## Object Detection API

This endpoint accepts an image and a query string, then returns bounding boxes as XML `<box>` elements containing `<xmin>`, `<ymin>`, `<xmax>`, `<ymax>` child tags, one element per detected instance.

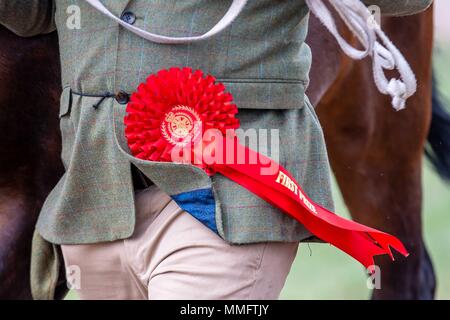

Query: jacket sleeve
<box><xmin>362</xmin><ymin>0</ymin><xmax>433</xmax><ymax>16</ymax></box>
<box><xmin>0</xmin><ymin>0</ymin><xmax>56</xmax><ymax>37</ymax></box>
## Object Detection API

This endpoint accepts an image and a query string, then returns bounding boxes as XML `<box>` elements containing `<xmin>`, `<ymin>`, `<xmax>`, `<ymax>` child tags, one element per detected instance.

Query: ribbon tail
<box><xmin>214</xmin><ymin>138</ymin><xmax>409</xmax><ymax>269</ymax></box>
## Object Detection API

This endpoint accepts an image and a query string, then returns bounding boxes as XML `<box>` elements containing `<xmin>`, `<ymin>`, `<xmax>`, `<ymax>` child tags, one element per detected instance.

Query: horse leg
<box><xmin>316</xmin><ymin>9</ymin><xmax>435</xmax><ymax>299</ymax></box>
<box><xmin>0</xmin><ymin>190</ymin><xmax>37</xmax><ymax>299</ymax></box>
<box><xmin>318</xmin><ymin>73</ymin><xmax>435</xmax><ymax>299</ymax></box>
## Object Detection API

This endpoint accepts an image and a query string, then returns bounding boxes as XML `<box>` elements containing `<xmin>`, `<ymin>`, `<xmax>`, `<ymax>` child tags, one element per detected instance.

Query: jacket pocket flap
<box><xmin>222</xmin><ymin>80</ymin><xmax>306</xmax><ymax>110</ymax></box>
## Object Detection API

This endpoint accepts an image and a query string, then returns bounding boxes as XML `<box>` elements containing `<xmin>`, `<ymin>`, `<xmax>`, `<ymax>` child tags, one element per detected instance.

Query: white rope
<box><xmin>85</xmin><ymin>0</ymin><xmax>248</xmax><ymax>44</ymax></box>
<box><xmin>306</xmin><ymin>0</ymin><xmax>417</xmax><ymax>111</ymax></box>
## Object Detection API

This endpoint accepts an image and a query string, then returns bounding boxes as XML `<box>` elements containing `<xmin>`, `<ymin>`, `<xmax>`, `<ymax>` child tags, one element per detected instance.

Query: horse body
<box><xmin>0</xmin><ymin>5</ymin><xmax>445</xmax><ymax>299</ymax></box>
<box><xmin>0</xmin><ymin>27</ymin><xmax>62</xmax><ymax>299</ymax></box>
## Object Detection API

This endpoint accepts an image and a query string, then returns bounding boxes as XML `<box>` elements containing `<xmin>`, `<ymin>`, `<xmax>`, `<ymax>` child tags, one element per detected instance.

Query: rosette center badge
<box><xmin>161</xmin><ymin>105</ymin><xmax>202</xmax><ymax>147</ymax></box>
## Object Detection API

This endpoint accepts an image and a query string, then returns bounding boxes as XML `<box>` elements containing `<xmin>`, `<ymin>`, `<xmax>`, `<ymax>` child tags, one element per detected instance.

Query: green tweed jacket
<box><xmin>0</xmin><ymin>0</ymin><xmax>432</xmax><ymax>299</ymax></box>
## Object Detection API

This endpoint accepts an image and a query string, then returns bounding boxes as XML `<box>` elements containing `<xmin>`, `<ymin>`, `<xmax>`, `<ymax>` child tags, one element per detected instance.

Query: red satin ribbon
<box><xmin>210</xmin><ymin>136</ymin><xmax>409</xmax><ymax>269</ymax></box>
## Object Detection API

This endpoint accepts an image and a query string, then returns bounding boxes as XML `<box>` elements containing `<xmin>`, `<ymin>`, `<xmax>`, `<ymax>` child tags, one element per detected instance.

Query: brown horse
<box><xmin>0</xmin><ymin>5</ymin><xmax>446</xmax><ymax>299</ymax></box>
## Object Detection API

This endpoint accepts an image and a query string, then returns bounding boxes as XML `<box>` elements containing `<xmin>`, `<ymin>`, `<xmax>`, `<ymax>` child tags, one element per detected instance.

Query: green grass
<box><xmin>435</xmin><ymin>44</ymin><xmax>450</xmax><ymax>102</ymax></box>
<box><xmin>280</xmin><ymin>44</ymin><xmax>450</xmax><ymax>300</ymax></box>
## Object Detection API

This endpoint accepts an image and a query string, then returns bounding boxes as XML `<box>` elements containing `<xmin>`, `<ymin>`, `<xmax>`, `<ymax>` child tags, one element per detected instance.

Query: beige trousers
<box><xmin>61</xmin><ymin>185</ymin><xmax>299</xmax><ymax>300</ymax></box>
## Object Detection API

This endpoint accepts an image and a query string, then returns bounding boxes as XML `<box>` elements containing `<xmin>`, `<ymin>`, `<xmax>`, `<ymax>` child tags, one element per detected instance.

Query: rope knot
<box><xmin>387</xmin><ymin>79</ymin><xmax>407</xmax><ymax>111</ymax></box>
<box><xmin>306</xmin><ymin>0</ymin><xmax>417</xmax><ymax>111</ymax></box>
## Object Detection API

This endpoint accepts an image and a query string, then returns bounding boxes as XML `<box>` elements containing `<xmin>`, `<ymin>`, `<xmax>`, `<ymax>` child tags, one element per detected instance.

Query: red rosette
<box><xmin>124</xmin><ymin>67</ymin><xmax>240</xmax><ymax>174</ymax></box>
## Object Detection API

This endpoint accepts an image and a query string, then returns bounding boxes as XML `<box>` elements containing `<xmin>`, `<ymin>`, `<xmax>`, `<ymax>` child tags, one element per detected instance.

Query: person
<box><xmin>0</xmin><ymin>0</ymin><xmax>433</xmax><ymax>300</ymax></box>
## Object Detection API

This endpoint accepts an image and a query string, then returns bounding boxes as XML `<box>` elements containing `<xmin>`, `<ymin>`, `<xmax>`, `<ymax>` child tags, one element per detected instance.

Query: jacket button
<box><xmin>121</xmin><ymin>11</ymin><xmax>136</xmax><ymax>25</ymax></box>
<box><xmin>115</xmin><ymin>91</ymin><xmax>130</xmax><ymax>105</ymax></box>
